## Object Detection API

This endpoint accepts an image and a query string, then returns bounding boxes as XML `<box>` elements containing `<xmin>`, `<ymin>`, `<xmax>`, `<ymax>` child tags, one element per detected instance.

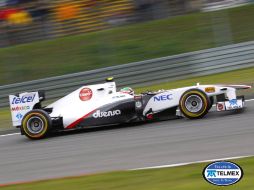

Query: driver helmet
<box><xmin>120</xmin><ymin>87</ymin><xmax>134</xmax><ymax>96</ymax></box>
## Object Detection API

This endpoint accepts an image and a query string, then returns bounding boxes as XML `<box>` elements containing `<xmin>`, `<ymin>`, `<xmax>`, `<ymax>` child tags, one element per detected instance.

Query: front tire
<box><xmin>21</xmin><ymin>110</ymin><xmax>51</xmax><ymax>140</ymax></box>
<box><xmin>208</xmin><ymin>97</ymin><xmax>214</xmax><ymax>111</ymax></box>
<box><xmin>179</xmin><ymin>89</ymin><xmax>209</xmax><ymax>119</ymax></box>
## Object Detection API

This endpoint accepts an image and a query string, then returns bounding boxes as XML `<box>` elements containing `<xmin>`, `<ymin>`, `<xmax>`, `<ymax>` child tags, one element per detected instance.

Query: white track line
<box><xmin>0</xmin><ymin>133</ymin><xmax>20</xmax><ymax>137</ymax></box>
<box><xmin>130</xmin><ymin>155</ymin><xmax>253</xmax><ymax>171</ymax></box>
<box><xmin>1</xmin><ymin>99</ymin><xmax>254</xmax><ymax>138</ymax></box>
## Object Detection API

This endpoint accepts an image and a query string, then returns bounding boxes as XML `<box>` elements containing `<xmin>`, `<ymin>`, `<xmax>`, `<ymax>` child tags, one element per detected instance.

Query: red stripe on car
<box><xmin>66</xmin><ymin>109</ymin><xmax>96</xmax><ymax>129</ymax></box>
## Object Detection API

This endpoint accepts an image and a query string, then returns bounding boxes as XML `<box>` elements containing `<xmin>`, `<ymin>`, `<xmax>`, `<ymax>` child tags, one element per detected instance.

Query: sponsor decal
<box><xmin>203</xmin><ymin>161</ymin><xmax>243</xmax><ymax>186</ymax></box>
<box><xmin>225</xmin><ymin>99</ymin><xmax>243</xmax><ymax>110</ymax></box>
<box><xmin>216</xmin><ymin>103</ymin><xmax>225</xmax><ymax>111</ymax></box>
<box><xmin>153</xmin><ymin>94</ymin><xmax>173</xmax><ymax>102</ymax></box>
<box><xmin>93</xmin><ymin>110</ymin><xmax>121</xmax><ymax>118</ymax></box>
<box><xmin>205</xmin><ymin>87</ymin><xmax>216</xmax><ymax>93</ymax></box>
<box><xmin>134</xmin><ymin>96</ymin><xmax>141</xmax><ymax>100</ymax></box>
<box><xmin>109</xmin><ymin>84</ymin><xmax>114</xmax><ymax>87</ymax></box>
<box><xmin>146</xmin><ymin>113</ymin><xmax>153</xmax><ymax>119</ymax></box>
<box><xmin>135</xmin><ymin>101</ymin><xmax>142</xmax><ymax>108</ymax></box>
<box><xmin>79</xmin><ymin>88</ymin><xmax>93</xmax><ymax>101</ymax></box>
<box><xmin>11</xmin><ymin>106</ymin><xmax>30</xmax><ymax>111</ymax></box>
<box><xmin>229</xmin><ymin>99</ymin><xmax>237</xmax><ymax>106</ymax></box>
<box><xmin>112</xmin><ymin>95</ymin><xmax>126</xmax><ymax>99</ymax></box>
<box><xmin>16</xmin><ymin>113</ymin><xmax>23</xmax><ymax>120</ymax></box>
<box><xmin>12</xmin><ymin>94</ymin><xmax>35</xmax><ymax>105</ymax></box>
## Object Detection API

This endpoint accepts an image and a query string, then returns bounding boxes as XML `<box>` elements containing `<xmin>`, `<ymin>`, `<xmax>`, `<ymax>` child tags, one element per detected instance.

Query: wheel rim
<box><xmin>26</xmin><ymin>116</ymin><xmax>44</xmax><ymax>134</ymax></box>
<box><xmin>185</xmin><ymin>95</ymin><xmax>203</xmax><ymax>113</ymax></box>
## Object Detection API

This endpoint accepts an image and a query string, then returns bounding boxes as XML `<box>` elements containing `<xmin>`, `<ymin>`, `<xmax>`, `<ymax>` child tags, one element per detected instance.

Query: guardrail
<box><xmin>1</xmin><ymin>40</ymin><xmax>254</xmax><ymax>107</ymax></box>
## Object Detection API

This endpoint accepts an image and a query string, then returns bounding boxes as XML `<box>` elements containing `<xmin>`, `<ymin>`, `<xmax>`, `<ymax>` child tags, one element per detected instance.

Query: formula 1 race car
<box><xmin>9</xmin><ymin>78</ymin><xmax>251</xmax><ymax>139</ymax></box>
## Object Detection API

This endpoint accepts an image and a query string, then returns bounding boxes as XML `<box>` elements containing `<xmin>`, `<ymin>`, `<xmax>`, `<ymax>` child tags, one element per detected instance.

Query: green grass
<box><xmin>0</xmin><ymin>108</ymin><xmax>11</xmax><ymax>132</ymax></box>
<box><xmin>1</xmin><ymin>4</ymin><xmax>254</xmax><ymax>85</ymax></box>
<box><xmin>1</xmin><ymin>156</ymin><xmax>253</xmax><ymax>190</ymax></box>
<box><xmin>135</xmin><ymin>67</ymin><xmax>254</xmax><ymax>93</ymax></box>
<box><xmin>1</xmin><ymin>67</ymin><xmax>253</xmax><ymax>131</ymax></box>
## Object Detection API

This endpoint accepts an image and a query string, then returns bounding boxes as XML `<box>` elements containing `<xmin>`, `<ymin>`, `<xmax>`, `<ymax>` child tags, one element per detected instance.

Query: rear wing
<box><xmin>9</xmin><ymin>91</ymin><xmax>44</xmax><ymax>127</ymax></box>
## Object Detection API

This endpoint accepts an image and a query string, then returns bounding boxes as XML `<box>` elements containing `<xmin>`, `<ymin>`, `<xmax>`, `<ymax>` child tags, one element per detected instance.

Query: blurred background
<box><xmin>0</xmin><ymin>0</ymin><xmax>254</xmax><ymax>85</ymax></box>
<box><xmin>0</xmin><ymin>0</ymin><xmax>252</xmax><ymax>46</ymax></box>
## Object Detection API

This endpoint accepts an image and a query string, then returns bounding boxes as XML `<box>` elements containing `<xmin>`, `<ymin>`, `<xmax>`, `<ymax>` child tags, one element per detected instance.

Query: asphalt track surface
<box><xmin>0</xmin><ymin>101</ymin><xmax>254</xmax><ymax>184</ymax></box>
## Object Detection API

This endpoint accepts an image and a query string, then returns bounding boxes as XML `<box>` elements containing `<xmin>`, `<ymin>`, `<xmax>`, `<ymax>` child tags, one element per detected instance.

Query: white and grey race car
<box><xmin>9</xmin><ymin>77</ymin><xmax>251</xmax><ymax>139</ymax></box>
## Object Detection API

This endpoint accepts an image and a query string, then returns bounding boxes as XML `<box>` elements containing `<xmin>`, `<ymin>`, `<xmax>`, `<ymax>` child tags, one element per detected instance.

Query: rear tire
<box><xmin>21</xmin><ymin>109</ymin><xmax>51</xmax><ymax>140</ymax></box>
<box><xmin>179</xmin><ymin>89</ymin><xmax>209</xmax><ymax>119</ymax></box>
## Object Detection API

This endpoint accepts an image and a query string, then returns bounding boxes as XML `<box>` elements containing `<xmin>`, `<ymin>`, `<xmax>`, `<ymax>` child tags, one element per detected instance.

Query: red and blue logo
<box><xmin>79</xmin><ymin>88</ymin><xmax>93</xmax><ymax>101</ymax></box>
